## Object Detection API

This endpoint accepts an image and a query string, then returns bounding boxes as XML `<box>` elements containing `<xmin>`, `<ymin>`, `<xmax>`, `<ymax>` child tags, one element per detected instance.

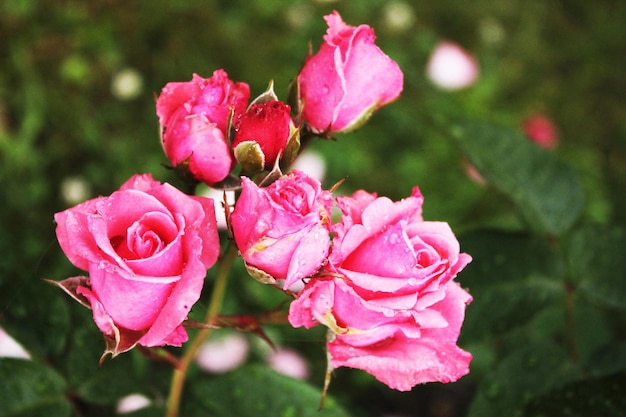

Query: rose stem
<box><xmin>165</xmin><ymin>242</ymin><xmax>239</xmax><ymax>417</ymax></box>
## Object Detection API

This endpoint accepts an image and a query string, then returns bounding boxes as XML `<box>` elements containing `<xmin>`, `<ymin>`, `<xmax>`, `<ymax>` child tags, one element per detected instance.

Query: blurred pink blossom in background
<box><xmin>426</xmin><ymin>41</ymin><xmax>479</xmax><ymax>90</ymax></box>
<box><xmin>116</xmin><ymin>393</ymin><xmax>152</xmax><ymax>414</ymax></box>
<box><xmin>521</xmin><ymin>114</ymin><xmax>559</xmax><ymax>149</ymax></box>
<box><xmin>267</xmin><ymin>348</ymin><xmax>310</xmax><ymax>379</ymax></box>
<box><xmin>196</xmin><ymin>333</ymin><xmax>250</xmax><ymax>373</ymax></box>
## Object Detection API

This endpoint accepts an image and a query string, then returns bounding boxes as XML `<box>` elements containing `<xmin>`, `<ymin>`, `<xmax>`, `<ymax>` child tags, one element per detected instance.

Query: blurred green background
<box><xmin>1</xmin><ymin>1</ymin><xmax>625</xmax><ymax>416</ymax></box>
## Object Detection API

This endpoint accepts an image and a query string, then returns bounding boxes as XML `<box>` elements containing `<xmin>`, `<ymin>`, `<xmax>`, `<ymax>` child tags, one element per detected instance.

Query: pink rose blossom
<box><xmin>521</xmin><ymin>114</ymin><xmax>559</xmax><ymax>149</ymax></box>
<box><xmin>232</xmin><ymin>100</ymin><xmax>295</xmax><ymax>170</ymax></box>
<box><xmin>426</xmin><ymin>41</ymin><xmax>479</xmax><ymax>90</ymax></box>
<box><xmin>230</xmin><ymin>171</ymin><xmax>333</xmax><ymax>289</ymax></box>
<box><xmin>156</xmin><ymin>70</ymin><xmax>250</xmax><ymax>185</ymax></box>
<box><xmin>289</xmin><ymin>188</ymin><xmax>472</xmax><ymax>391</ymax></box>
<box><xmin>297</xmin><ymin>11</ymin><xmax>403</xmax><ymax>135</ymax></box>
<box><xmin>53</xmin><ymin>174</ymin><xmax>220</xmax><ymax>355</ymax></box>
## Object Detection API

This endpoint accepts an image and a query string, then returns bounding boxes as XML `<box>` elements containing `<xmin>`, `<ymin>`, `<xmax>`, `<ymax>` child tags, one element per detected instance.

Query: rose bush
<box><xmin>289</xmin><ymin>187</ymin><xmax>472</xmax><ymax>390</ymax></box>
<box><xmin>297</xmin><ymin>11</ymin><xmax>403</xmax><ymax>135</ymax></box>
<box><xmin>53</xmin><ymin>174</ymin><xmax>220</xmax><ymax>355</ymax></box>
<box><xmin>229</xmin><ymin>171</ymin><xmax>333</xmax><ymax>289</ymax></box>
<box><xmin>156</xmin><ymin>70</ymin><xmax>250</xmax><ymax>185</ymax></box>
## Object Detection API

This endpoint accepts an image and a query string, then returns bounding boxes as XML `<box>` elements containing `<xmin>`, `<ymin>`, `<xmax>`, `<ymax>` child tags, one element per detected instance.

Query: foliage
<box><xmin>1</xmin><ymin>1</ymin><xmax>625</xmax><ymax>416</ymax></box>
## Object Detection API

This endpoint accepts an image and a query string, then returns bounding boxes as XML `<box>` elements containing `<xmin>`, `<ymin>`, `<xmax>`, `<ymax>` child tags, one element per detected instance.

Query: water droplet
<box><xmin>408</xmin><ymin>278</ymin><xmax>417</xmax><ymax>286</ymax></box>
<box><xmin>389</xmin><ymin>233</ymin><xmax>399</xmax><ymax>244</ymax></box>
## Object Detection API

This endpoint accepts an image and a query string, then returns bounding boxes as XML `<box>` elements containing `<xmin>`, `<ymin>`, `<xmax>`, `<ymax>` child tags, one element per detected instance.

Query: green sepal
<box><xmin>248</xmin><ymin>79</ymin><xmax>279</xmax><ymax>108</ymax></box>
<box><xmin>234</xmin><ymin>140</ymin><xmax>265</xmax><ymax>174</ymax></box>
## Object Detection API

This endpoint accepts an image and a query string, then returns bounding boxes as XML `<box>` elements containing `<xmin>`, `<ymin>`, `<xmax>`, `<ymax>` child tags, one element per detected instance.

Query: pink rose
<box><xmin>521</xmin><ymin>114</ymin><xmax>559</xmax><ymax>149</ymax></box>
<box><xmin>230</xmin><ymin>171</ymin><xmax>333</xmax><ymax>289</ymax></box>
<box><xmin>156</xmin><ymin>70</ymin><xmax>250</xmax><ymax>185</ymax></box>
<box><xmin>232</xmin><ymin>100</ymin><xmax>297</xmax><ymax>171</ymax></box>
<box><xmin>297</xmin><ymin>11</ymin><xmax>403</xmax><ymax>135</ymax></box>
<box><xmin>53</xmin><ymin>174</ymin><xmax>220</xmax><ymax>355</ymax></box>
<box><xmin>289</xmin><ymin>188</ymin><xmax>472</xmax><ymax>391</ymax></box>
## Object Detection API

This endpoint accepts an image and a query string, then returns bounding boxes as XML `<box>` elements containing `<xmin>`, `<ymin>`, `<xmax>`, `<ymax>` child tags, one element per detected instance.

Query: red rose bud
<box><xmin>232</xmin><ymin>101</ymin><xmax>299</xmax><ymax>172</ymax></box>
<box><xmin>521</xmin><ymin>114</ymin><xmax>559</xmax><ymax>149</ymax></box>
<box><xmin>297</xmin><ymin>11</ymin><xmax>403</xmax><ymax>135</ymax></box>
<box><xmin>156</xmin><ymin>70</ymin><xmax>250</xmax><ymax>185</ymax></box>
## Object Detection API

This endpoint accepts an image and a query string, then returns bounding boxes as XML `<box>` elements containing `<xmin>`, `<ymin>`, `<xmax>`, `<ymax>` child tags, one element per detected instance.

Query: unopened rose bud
<box><xmin>426</xmin><ymin>41</ymin><xmax>479</xmax><ymax>90</ymax></box>
<box><xmin>232</xmin><ymin>100</ymin><xmax>298</xmax><ymax>172</ymax></box>
<box><xmin>156</xmin><ymin>70</ymin><xmax>250</xmax><ymax>185</ymax></box>
<box><xmin>297</xmin><ymin>11</ymin><xmax>403</xmax><ymax>135</ymax></box>
<box><xmin>521</xmin><ymin>114</ymin><xmax>559</xmax><ymax>149</ymax></box>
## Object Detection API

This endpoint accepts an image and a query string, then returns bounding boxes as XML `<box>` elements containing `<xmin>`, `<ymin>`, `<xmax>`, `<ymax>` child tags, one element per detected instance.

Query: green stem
<box><xmin>165</xmin><ymin>242</ymin><xmax>239</xmax><ymax>417</ymax></box>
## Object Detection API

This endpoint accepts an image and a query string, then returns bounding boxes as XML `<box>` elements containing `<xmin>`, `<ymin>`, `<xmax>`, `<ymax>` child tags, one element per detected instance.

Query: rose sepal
<box><xmin>248</xmin><ymin>80</ymin><xmax>279</xmax><ymax>108</ymax></box>
<box><xmin>234</xmin><ymin>140</ymin><xmax>266</xmax><ymax>174</ymax></box>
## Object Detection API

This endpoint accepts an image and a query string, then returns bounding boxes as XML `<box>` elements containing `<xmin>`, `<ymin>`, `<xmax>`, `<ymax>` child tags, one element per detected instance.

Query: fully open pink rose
<box><xmin>297</xmin><ymin>11</ymin><xmax>403</xmax><ymax>135</ymax></box>
<box><xmin>54</xmin><ymin>174</ymin><xmax>220</xmax><ymax>355</ymax></box>
<box><xmin>156</xmin><ymin>70</ymin><xmax>250</xmax><ymax>185</ymax></box>
<box><xmin>289</xmin><ymin>187</ymin><xmax>472</xmax><ymax>391</ymax></box>
<box><xmin>230</xmin><ymin>171</ymin><xmax>333</xmax><ymax>289</ymax></box>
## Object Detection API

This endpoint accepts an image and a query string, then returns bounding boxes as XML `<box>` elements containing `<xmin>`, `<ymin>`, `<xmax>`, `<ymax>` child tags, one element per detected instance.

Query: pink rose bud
<box><xmin>297</xmin><ymin>11</ymin><xmax>403</xmax><ymax>135</ymax></box>
<box><xmin>52</xmin><ymin>174</ymin><xmax>220</xmax><ymax>356</ymax></box>
<box><xmin>156</xmin><ymin>70</ymin><xmax>250</xmax><ymax>185</ymax></box>
<box><xmin>232</xmin><ymin>100</ymin><xmax>298</xmax><ymax>172</ymax></box>
<box><xmin>521</xmin><ymin>114</ymin><xmax>559</xmax><ymax>149</ymax></box>
<box><xmin>230</xmin><ymin>171</ymin><xmax>333</xmax><ymax>289</ymax></box>
<box><xmin>426</xmin><ymin>41</ymin><xmax>479</xmax><ymax>90</ymax></box>
<box><xmin>289</xmin><ymin>188</ymin><xmax>472</xmax><ymax>391</ymax></box>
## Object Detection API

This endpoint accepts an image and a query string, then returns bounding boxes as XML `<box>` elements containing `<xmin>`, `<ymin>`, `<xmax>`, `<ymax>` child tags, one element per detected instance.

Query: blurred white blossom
<box><xmin>201</xmin><ymin>187</ymin><xmax>236</xmax><ymax>230</ymax></box>
<box><xmin>116</xmin><ymin>393</ymin><xmax>152</xmax><ymax>414</ymax></box>
<box><xmin>382</xmin><ymin>1</ymin><xmax>415</xmax><ymax>32</ymax></box>
<box><xmin>290</xmin><ymin>149</ymin><xmax>326</xmax><ymax>183</ymax></box>
<box><xmin>111</xmin><ymin>68</ymin><xmax>144</xmax><ymax>100</ymax></box>
<box><xmin>426</xmin><ymin>41</ymin><xmax>479</xmax><ymax>90</ymax></box>
<box><xmin>60</xmin><ymin>176</ymin><xmax>91</xmax><ymax>206</ymax></box>
<box><xmin>196</xmin><ymin>332</ymin><xmax>249</xmax><ymax>373</ymax></box>
<box><xmin>0</xmin><ymin>327</ymin><xmax>31</xmax><ymax>360</ymax></box>
<box><xmin>267</xmin><ymin>348</ymin><xmax>309</xmax><ymax>379</ymax></box>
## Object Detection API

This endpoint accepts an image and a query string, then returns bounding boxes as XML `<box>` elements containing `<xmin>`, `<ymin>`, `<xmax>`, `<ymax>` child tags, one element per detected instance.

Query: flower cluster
<box><xmin>52</xmin><ymin>11</ymin><xmax>471</xmax><ymax>392</ymax></box>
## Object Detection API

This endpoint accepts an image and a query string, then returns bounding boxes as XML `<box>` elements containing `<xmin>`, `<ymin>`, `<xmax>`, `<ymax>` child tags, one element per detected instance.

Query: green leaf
<box><xmin>0</xmin><ymin>359</ymin><xmax>71</xmax><ymax>417</ymax></box>
<box><xmin>523</xmin><ymin>371</ymin><xmax>626</xmax><ymax>417</ymax></box>
<box><xmin>448</xmin><ymin>120</ymin><xmax>584</xmax><ymax>236</ymax></box>
<box><xmin>184</xmin><ymin>364</ymin><xmax>352</xmax><ymax>417</ymax></box>
<box><xmin>458</xmin><ymin>231</ymin><xmax>565</xmax><ymax>341</ymax></box>
<box><xmin>1</xmin><ymin>283</ymin><xmax>70</xmax><ymax>357</ymax></box>
<box><xmin>566</xmin><ymin>224</ymin><xmax>626</xmax><ymax>310</ymax></box>
<box><xmin>66</xmin><ymin>325</ymin><xmax>156</xmax><ymax>405</ymax></box>
<box><xmin>467</xmin><ymin>343</ymin><xmax>578</xmax><ymax>417</ymax></box>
